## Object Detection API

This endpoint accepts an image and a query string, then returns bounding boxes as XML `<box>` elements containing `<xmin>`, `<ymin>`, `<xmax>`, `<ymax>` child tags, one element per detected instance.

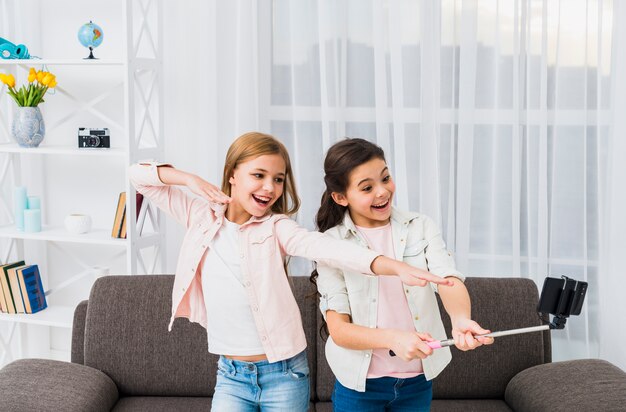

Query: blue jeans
<box><xmin>211</xmin><ymin>350</ymin><xmax>310</xmax><ymax>411</ymax></box>
<box><xmin>332</xmin><ymin>375</ymin><xmax>433</xmax><ymax>412</ymax></box>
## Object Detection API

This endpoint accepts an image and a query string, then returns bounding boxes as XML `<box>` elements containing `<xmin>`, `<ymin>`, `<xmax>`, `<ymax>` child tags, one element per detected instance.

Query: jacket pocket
<box><xmin>250</xmin><ymin>231</ymin><xmax>276</xmax><ymax>258</ymax></box>
<box><xmin>404</xmin><ymin>239</ymin><xmax>428</xmax><ymax>257</ymax></box>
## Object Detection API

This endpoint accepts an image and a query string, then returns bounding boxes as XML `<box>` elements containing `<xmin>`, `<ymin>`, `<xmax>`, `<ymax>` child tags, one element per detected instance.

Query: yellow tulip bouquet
<box><xmin>0</xmin><ymin>68</ymin><xmax>57</xmax><ymax>107</ymax></box>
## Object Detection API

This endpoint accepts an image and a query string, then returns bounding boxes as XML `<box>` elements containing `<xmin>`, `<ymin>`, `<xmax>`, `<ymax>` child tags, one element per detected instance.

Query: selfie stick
<box><xmin>423</xmin><ymin>325</ymin><xmax>550</xmax><ymax>349</ymax></box>
<box><xmin>389</xmin><ymin>313</ymin><xmax>563</xmax><ymax>355</ymax></box>
<box><xmin>390</xmin><ymin>275</ymin><xmax>586</xmax><ymax>356</ymax></box>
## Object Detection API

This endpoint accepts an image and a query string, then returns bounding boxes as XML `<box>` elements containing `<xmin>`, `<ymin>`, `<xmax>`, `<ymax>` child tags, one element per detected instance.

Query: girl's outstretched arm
<box><xmin>371</xmin><ymin>256</ymin><xmax>454</xmax><ymax>287</ymax></box>
<box><xmin>437</xmin><ymin>276</ymin><xmax>495</xmax><ymax>350</ymax></box>
<box><xmin>326</xmin><ymin>311</ymin><xmax>435</xmax><ymax>362</ymax></box>
<box><xmin>277</xmin><ymin>217</ymin><xmax>450</xmax><ymax>288</ymax></box>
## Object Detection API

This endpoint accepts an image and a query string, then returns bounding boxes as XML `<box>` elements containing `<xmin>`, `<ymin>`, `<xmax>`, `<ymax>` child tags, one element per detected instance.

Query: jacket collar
<box><xmin>210</xmin><ymin>202</ymin><xmax>226</xmax><ymax>218</ymax></box>
<box><xmin>338</xmin><ymin>207</ymin><xmax>420</xmax><ymax>239</ymax></box>
<box><xmin>247</xmin><ymin>213</ymin><xmax>273</xmax><ymax>224</ymax></box>
<box><xmin>211</xmin><ymin>202</ymin><xmax>273</xmax><ymax>226</ymax></box>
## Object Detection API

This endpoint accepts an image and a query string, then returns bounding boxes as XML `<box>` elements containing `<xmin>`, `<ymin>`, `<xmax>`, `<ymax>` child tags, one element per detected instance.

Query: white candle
<box><xmin>27</xmin><ymin>196</ymin><xmax>41</xmax><ymax>210</ymax></box>
<box><xmin>24</xmin><ymin>209</ymin><xmax>42</xmax><ymax>233</ymax></box>
<box><xmin>14</xmin><ymin>186</ymin><xmax>27</xmax><ymax>230</ymax></box>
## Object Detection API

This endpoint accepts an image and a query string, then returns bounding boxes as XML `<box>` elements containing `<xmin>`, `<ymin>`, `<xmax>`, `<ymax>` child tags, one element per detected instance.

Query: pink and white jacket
<box><xmin>129</xmin><ymin>162</ymin><xmax>380</xmax><ymax>363</ymax></box>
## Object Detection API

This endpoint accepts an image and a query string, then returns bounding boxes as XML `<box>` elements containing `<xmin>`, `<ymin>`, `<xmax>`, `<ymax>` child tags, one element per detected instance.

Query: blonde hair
<box><xmin>221</xmin><ymin>132</ymin><xmax>300</xmax><ymax>216</ymax></box>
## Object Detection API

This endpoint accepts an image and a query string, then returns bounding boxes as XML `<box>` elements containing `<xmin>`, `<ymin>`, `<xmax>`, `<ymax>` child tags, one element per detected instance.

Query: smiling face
<box><xmin>227</xmin><ymin>154</ymin><xmax>286</xmax><ymax>224</ymax></box>
<box><xmin>331</xmin><ymin>157</ymin><xmax>395</xmax><ymax>228</ymax></box>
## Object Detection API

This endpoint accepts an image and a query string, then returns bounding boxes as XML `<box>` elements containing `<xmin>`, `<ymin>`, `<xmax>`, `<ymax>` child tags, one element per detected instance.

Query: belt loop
<box><xmin>223</xmin><ymin>356</ymin><xmax>236</xmax><ymax>375</ymax></box>
<box><xmin>282</xmin><ymin>358</ymin><xmax>288</xmax><ymax>374</ymax></box>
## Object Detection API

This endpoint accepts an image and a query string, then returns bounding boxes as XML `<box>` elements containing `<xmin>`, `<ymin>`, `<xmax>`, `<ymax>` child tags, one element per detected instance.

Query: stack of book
<box><xmin>111</xmin><ymin>192</ymin><xmax>145</xmax><ymax>239</ymax></box>
<box><xmin>0</xmin><ymin>261</ymin><xmax>47</xmax><ymax>314</ymax></box>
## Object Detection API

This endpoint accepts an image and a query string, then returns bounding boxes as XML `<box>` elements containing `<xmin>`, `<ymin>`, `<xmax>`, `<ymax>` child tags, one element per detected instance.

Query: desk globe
<box><xmin>78</xmin><ymin>21</ymin><xmax>104</xmax><ymax>59</ymax></box>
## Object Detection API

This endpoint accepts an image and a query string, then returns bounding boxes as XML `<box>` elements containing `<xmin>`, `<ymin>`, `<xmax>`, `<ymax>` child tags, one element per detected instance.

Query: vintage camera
<box><xmin>78</xmin><ymin>128</ymin><xmax>110</xmax><ymax>148</ymax></box>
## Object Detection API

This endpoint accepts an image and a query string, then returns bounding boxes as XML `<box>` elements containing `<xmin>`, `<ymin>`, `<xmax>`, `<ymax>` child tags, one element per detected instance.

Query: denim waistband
<box><xmin>218</xmin><ymin>350</ymin><xmax>306</xmax><ymax>375</ymax></box>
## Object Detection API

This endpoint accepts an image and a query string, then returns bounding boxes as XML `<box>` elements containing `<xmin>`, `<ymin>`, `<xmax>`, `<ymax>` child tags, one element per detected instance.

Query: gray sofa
<box><xmin>1</xmin><ymin>275</ymin><xmax>625</xmax><ymax>411</ymax></box>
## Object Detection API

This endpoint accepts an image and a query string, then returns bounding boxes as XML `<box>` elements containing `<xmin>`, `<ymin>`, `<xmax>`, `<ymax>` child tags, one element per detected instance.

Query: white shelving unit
<box><xmin>0</xmin><ymin>306</ymin><xmax>75</xmax><ymax>329</ymax></box>
<box><xmin>0</xmin><ymin>143</ymin><xmax>128</xmax><ymax>157</ymax></box>
<box><xmin>0</xmin><ymin>0</ymin><xmax>165</xmax><ymax>366</ymax></box>
<box><xmin>0</xmin><ymin>59</ymin><xmax>125</xmax><ymax>66</ymax></box>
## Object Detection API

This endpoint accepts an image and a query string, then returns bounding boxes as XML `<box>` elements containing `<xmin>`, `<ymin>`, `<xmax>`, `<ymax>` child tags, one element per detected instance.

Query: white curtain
<box><xmin>0</xmin><ymin>0</ymin><xmax>622</xmax><ymax>373</ymax></box>
<box><xmin>601</xmin><ymin>0</ymin><xmax>626</xmax><ymax>372</ymax></box>
<box><xmin>163</xmin><ymin>0</ymin><xmax>624</xmax><ymax>369</ymax></box>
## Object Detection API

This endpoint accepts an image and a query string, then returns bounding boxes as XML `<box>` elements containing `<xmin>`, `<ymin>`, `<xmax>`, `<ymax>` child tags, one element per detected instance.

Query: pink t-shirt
<box><xmin>356</xmin><ymin>223</ymin><xmax>424</xmax><ymax>379</ymax></box>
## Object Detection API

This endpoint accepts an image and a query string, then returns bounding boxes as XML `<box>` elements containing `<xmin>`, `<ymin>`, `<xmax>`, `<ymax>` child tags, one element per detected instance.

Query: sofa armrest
<box><xmin>71</xmin><ymin>300</ymin><xmax>88</xmax><ymax>364</ymax></box>
<box><xmin>505</xmin><ymin>359</ymin><xmax>626</xmax><ymax>412</ymax></box>
<box><xmin>0</xmin><ymin>358</ymin><xmax>119</xmax><ymax>412</ymax></box>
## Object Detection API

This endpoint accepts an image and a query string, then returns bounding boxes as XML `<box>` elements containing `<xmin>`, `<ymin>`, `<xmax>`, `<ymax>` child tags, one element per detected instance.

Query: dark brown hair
<box><xmin>310</xmin><ymin>138</ymin><xmax>386</xmax><ymax>338</ymax></box>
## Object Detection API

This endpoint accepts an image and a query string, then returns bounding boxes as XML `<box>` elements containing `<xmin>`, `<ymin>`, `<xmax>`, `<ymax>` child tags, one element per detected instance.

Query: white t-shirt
<box><xmin>201</xmin><ymin>218</ymin><xmax>264</xmax><ymax>355</ymax></box>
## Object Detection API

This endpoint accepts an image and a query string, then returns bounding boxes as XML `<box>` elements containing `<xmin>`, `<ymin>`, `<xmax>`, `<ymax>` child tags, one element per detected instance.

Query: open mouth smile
<box><xmin>372</xmin><ymin>199</ymin><xmax>390</xmax><ymax>210</ymax></box>
<box><xmin>252</xmin><ymin>194</ymin><xmax>272</xmax><ymax>207</ymax></box>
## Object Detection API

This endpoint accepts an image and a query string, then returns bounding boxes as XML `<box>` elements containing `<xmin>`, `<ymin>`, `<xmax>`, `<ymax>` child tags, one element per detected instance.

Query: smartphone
<box><xmin>537</xmin><ymin>277</ymin><xmax>564</xmax><ymax>315</ymax></box>
<box><xmin>569</xmin><ymin>280</ymin><xmax>588</xmax><ymax>316</ymax></box>
<box><xmin>537</xmin><ymin>276</ymin><xmax>588</xmax><ymax>317</ymax></box>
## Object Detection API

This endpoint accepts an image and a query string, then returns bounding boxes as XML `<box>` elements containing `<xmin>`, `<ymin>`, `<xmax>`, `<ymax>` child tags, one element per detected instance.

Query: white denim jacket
<box><xmin>317</xmin><ymin>208</ymin><xmax>464</xmax><ymax>392</ymax></box>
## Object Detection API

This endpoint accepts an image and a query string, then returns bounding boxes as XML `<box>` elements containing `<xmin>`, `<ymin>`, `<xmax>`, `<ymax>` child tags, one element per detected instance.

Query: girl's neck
<box><xmin>348</xmin><ymin>210</ymin><xmax>391</xmax><ymax>229</ymax></box>
<box><xmin>225</xmin><ymin>202</ymin><xmax>252</xmax><ymax>225</ymax></box>
<box><xmin>355</xmin><ymin>221</ymin><xmax>391</xmax><ymax>230</ymax></box>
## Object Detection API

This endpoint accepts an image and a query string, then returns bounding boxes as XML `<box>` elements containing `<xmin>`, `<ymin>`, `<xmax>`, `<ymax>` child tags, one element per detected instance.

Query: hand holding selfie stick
<box><xmin>390</xmin><ymin>275</ymin><xmax>588</xmax><ymax>356</ymax></box>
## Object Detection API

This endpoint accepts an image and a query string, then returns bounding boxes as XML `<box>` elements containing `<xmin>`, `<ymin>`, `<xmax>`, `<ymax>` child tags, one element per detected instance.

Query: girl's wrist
<box><xmin>182</xmin><ymin>172</ymin><xmax>195</xmax><ymax>187</ymax></box>
<box><xmin>394</xmin><ymin>261</ymin><xmax>410</xmax><ymax>276</ymax></box>
<box><xmin>382</xmin><ymin>328</ymin><xmax>398</xmax><ymax>349</ymax></box>
<box><xmin>179</xmin><ymin>171</ymin><xmax>201</xmax><ymax>188</ymax></box>
<box><xmin>451</xmin><ymin>316</ymin><xmax>471</xmax><ymax>329</ymax></box>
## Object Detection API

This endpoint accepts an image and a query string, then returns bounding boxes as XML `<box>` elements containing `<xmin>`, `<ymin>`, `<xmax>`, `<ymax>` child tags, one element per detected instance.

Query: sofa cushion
<box><xmin>315</xmin><ymin>401</ymin><xmax>333</xmax><ymax>411</ymax></box>
<box><xmin>112</xmin><ymin>396</ymin><xmax>211</xmax><ymax>411</ymax></box>
<box><xmin>316</xmin><ymin>311</ymin><xmax>335</xmax><ymax>401</ymax></box>
<box><xmin>430</xmin><ymin>399</ymin><xmax>513</xmax><ymax>412</ymax></box>
<box><xmin>505</xmin><ymin>359</ymin><xmax>626</xmax><ymax>412</ymax></box>
<box><xmin>112</xmin><ymin>397</ymin><xmax>315</xmax><ymax>411</ymax></box>
<box><xmin>0</xmin><ymin>358</ymin><xmax>118</xmax><ymax>412</ymax></box>
<box><xmin>317</xmin><ymin>400</ymin><xmax>512</xmax><ymax>411</ymax></box>
<box><xmin>83</xmin><ymin>275</ymin><xmax>217</xmax><ymax>396</ymax></box>
<box><xmin>289</xmin><ymin>276</ymin><xmax>319</xmax><ymax>401</ymax></box>
<box><xmin>433</xmin><ymin>277</ymin><xmax>549</xmax><ymax>399</ymax></box>
<box><xmin>431</xmin><ymin>399</ymin><xmax>513</xmax><ymax>411</ymax></box>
